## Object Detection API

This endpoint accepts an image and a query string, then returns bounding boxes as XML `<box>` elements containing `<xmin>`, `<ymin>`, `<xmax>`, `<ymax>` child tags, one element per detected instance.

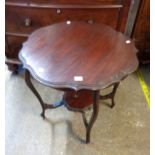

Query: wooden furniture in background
<box><xmin>132</xmin><ymin>0</ymin><xmax>150</xmax><ymax>64</ymax></box>
<box><xmin>19</xmin><ymin>22</ymin><xmax>138</xmax><ymax>143</ymax></box>
<box><xmin>5</xmin><ymin>0</ymin><xmax>132</xmax><ymax>71</ymax></box>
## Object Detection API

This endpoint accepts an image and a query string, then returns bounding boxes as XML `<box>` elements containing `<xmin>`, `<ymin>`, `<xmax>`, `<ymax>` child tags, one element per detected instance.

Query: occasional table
<box><xmin>19</xmin><ymin>21</ymin><xmax>138</xmax><ymax>143</ymax></box>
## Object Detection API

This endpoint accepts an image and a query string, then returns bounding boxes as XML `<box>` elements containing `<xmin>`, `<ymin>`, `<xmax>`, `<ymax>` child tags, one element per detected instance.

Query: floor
<box><xmin>139</xmin><ymin>64</ymin><xmax>150</xmax><ymax>88</ymax></box>
<box><xmin>5</xmin><ymin>67</ymin><xmax>149</xmax><ymax>155</ymax></box>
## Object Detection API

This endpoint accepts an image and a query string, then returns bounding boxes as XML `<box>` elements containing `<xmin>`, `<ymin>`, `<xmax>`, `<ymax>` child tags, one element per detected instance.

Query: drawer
<box><xmin>6</xmin><ymin>5</ymin><xmax>120</xmax><ymax>34</ymax></box>
<box><xmin>29</xmin><ymin>0</ymin><xmax>120</xmax><ymax>5</ymax></box>
<box><xmin>6</xmin><ymin>0</ymin><xmax>121</xmax><ymax>5</ymax></box>
<box><xmin>6</xmin><ymin>35</ymin><xmax>27</xmax><ymax>59</ymax></box>
<box><xmin>6</xmin><ymin>0</ymin><xmax>28</xmax><ymax>2</ymax></box>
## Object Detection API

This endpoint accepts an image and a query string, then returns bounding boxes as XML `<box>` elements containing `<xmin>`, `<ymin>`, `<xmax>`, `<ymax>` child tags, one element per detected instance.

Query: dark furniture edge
<box><xmin>6</xmin><ymin>32</ymin><xmax>30</xmax><ymax>37</ymax></box>
<box><xmin>19</xmin><ymin>52</ymin><xmax>139</xmax><ymax>91</ymax></box>
<box><xmin>6</xmin><ymin>2</ymin><xmax>123</xmax><ymax>9</ymax></box>
<box><xmin>5</xmin><ymin>58</ymin><xmax>22</xmax><ymax>65</ymax></box>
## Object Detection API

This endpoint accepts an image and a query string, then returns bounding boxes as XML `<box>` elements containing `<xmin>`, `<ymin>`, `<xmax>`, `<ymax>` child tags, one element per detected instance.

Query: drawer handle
<box><xmin>88</xmin><ymin>19</ymin><xmax>94</xmax><ymax>24</ymax></box>
<box><xmin>56</xmin><ymin>9</ymin><xmax>61</xmax><ymax>14</ymax></box>
<box><xmin>24</xmin><ymin>18</ymin><xmax>32</xmax><ymax>27</ymax></box>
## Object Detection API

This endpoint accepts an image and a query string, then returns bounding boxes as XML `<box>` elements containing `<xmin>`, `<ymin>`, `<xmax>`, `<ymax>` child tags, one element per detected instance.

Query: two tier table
<box><xmin>19</xmin><ymin>21</ymin><xmax>138</xmax><ymax>143</ymax></box>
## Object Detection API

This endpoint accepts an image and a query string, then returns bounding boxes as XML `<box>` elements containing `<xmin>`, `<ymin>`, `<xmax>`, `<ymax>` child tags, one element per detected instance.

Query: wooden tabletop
<box><xmin>19</xmin><ymin>21</ymin><xmax>138</xmax><ymax>90</ymax></box>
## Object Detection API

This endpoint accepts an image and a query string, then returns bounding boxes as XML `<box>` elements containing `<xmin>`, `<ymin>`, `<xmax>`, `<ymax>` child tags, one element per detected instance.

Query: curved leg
<box><xmin>82</xmin><ymin>112</ymin><xmax>88</xmax><ymax>128</ymax></box>
<box><xmin>111</xmin><ymin>82</ymin><xmax>119</xmax><ymax>108</ymax></box>
<box><xmin>100</xmin><ymin>82</ymin><xmax>120</xmax><ymax>108</ymax></box>
<box><xmin>25</xmin><ymin>69</ymin><xmax>45</xmax><ymax>119</ymax></box>
<box><xmin>82</xmin><ymin>91</ymin><xmax>99</xmax><ymax>143</ymax></box>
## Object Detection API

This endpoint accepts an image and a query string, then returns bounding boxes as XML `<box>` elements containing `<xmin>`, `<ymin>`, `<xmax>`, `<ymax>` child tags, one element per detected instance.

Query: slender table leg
<box><xmin>25</xmin><ymin>69</ymin><xmax>45</xmax><ymax>119</ymax></box>
<box><xmin>82</xmin><ymin>90</ymin><xmax>99</xmax><ymax>143</ymax></box>
<box><xmin>111</xmin><ymin>82</ymin><xmax>119</xmax><ymax>108</ymax></box>
<box><xmin>100</xmin><ymin>82</ymin><xmax>120</xmax><ymax>108</ymax></box>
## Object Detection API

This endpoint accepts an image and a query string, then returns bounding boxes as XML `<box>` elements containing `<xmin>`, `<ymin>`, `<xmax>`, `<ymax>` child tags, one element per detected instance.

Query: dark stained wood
<box><xmin>6</xmin><ymin>35</ymin><xmax>27</xmax><ymax>59</ymax></box>
<box><xmin>6</xmin><ymin>2</ymin><xmax>123</xmax><ymax>9</ymax></box>
<box><xmin>100</xmin><ymin>82</ymin><xmax>119</xmax><ymax>108</ymax></box>
<box><xmin>132</xmin><ymin>0</ymin><xmax>150</xmax><ymax>64</ymax></box>
<box><xmin>64</xmin><ymin>90</ymin><xmax>94</xmax><ymax>111</ymax></box>
<box><xmin>6</xmin><ymin>0</ymin><xmax>122</xmax><ymax>5</ymax></box>
<box><xmin>5</xmin><ymin>34</ymin><xmax>27</xmax><ymax>72</ymax></box>
<box><xmin>25</xmin><ymin>67</ymin><xmax>100</xmax><ymax>143</ymax></box>
<box><xmin>31</xmin><ymin>0</ymin><xmax>120</xmax><ymax>4</ymax></box>
<box><xmin>117</xmin><ymin>0</ymin><xmax>131</xmax><ymax>32</ymax></box>
<box><xmin>6</xmin><ymin>0</ymin><xmax>132</xmax><ymax>71</ymax></box>
<box><xmin>19</xmin><ymin>21</ymin><xmax>138</xmax><ymax>90</ymax></box>
<box><xmin>20</xmin><ymin>21</ymin><xmax>138</xmax><ymax>143</ymax></box>
<box><xmin>6</xmin><ymin>5</ymin><xmax>120</xmax><ymax>34</ymax></box>
<box><xmin>85</xmin><ymin>90</ymin><xmax>99</xmax><ymax>143</ymax></box>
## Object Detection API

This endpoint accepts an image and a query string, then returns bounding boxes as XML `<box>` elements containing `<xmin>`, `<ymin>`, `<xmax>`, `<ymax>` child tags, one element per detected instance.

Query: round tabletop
<box><xmin>19</xmin><ymin>21</ymin><xmax>138</xmax><ymax>90</ymax></box>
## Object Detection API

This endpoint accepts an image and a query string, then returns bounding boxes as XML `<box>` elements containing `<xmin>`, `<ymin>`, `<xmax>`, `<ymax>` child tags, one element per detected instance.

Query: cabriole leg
<box><xmin>100</xmin><ymin>82</ymin><xmax>120</xmax><ymax>108</ymax></box>
<box><xmin>82</xmin><ymin>90</ymin><xmax>99</xmax><ymax>143</ymax></box>
<box><xmin>111</xmin><ymin>82</ymin><xmax>119</xmax><ymax>108</ymax></box>
<box><xmin>25</xmin><ymin>69</ymin><xmax>45</xmax><ymax>119</ymax></box>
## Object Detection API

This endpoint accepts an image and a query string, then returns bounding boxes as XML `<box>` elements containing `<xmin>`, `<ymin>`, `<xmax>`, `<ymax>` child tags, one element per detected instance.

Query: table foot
<box><xmin>41</xmin><ymin>111</ymin><xmax>45</xmax><ymax>119</ymax></box>
<box><xmin>81</xmin><ymin>91</ymin><xmax>99</xmax><ymax>143</ymax></box>
<box><xmin>100</xmin><ymin>82</ymin><xmax>119</xmax><ymax>108</ymax></box>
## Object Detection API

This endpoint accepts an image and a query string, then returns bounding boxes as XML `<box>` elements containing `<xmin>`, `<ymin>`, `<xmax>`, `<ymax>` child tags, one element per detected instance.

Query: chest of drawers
<box><xmin>5</xmin><ymin>0</ymin><xmax>131</xmax><ymax>71</ymax></box>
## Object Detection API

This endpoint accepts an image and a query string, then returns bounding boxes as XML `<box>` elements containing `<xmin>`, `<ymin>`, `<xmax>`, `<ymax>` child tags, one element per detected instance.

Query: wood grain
<box><xmin>19</xmin><ymin>21</ymin><xmax>138</xmax><ymax>90</ymax></box>
<box><xmin>6</xmin><ymin>0</ymin><xmax>132</xmax><ymax>72</ymax></box>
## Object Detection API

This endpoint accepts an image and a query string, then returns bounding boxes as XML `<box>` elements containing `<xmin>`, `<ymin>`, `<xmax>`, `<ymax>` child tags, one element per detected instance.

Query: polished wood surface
<box><xmin>19</xmin><ymin>21</ymin><xmax>138</xmax><ymax>90</ymax></box>
<box><xmin>5</xmin><ymin>0</ymin><xmax>132</xmax><ymax>71</ymax></box>
<box><xmin>64</xmin><ymin>90</ymin><xmax>94</xmax><ymax>111</ymax></box>
<box><xmin>20</xmin><ymin>21</ymin><xmax>138</xmax><ymax>143</ymax></box>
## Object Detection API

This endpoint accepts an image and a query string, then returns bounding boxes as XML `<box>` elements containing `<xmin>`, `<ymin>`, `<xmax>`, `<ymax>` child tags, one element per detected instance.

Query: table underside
<box><xmin>25</xmin><ymin>69</ymin><xmax>120</xmax><ymax>143</ymax></box>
